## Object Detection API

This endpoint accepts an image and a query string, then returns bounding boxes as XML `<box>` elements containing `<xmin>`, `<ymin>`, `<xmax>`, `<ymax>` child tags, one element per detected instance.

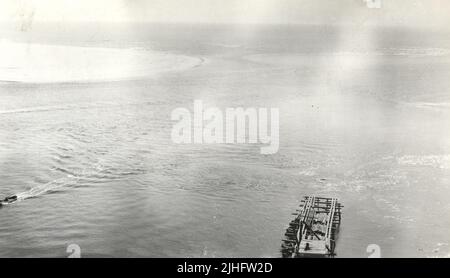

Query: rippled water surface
<box><xmin>1</xmin><ymin>24</ymin><xmax>450</xmax><ymax>257</ymax></box>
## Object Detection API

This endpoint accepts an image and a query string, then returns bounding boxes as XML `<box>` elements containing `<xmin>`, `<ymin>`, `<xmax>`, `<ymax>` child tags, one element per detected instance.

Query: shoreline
<box><xmin>0</xmin><ymin>40</ymin><xmax>203</xmax><ymax>83</ymax></box>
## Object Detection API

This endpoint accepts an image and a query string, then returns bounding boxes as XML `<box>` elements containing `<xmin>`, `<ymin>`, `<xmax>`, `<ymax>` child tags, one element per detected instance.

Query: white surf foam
<box><xmin>397</xmin><ymin>155</ymin><xmax>450</xmax><ymax>169</ymax></box>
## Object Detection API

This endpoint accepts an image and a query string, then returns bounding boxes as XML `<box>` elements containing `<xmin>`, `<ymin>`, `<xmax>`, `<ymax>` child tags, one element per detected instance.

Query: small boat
<box><xmin>0</xmin><ymin>195</ymin><xmax>18</xmax><ymax>207</ymax></box>
<box><xmin>281</xmin><ymin>196</ymin><xmax>342</xmax><ymax>257</ymax></box>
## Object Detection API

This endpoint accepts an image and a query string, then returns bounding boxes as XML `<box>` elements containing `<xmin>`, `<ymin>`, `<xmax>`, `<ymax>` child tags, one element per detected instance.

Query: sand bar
<box><xmin>0</xmin><ymin>40</ymin><xmax>202</xmax><ymax>83</ymax></box>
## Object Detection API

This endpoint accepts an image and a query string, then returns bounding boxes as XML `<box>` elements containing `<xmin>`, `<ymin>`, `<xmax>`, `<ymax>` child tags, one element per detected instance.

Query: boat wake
<box><xmin>1</xmin><ymin>160</ymin><xmax>146</xmax><ymax>207</ymax></box>
<box><xmin>0</xmin><ymin>175</ymin><xmax>80</xmax><ymax>207</ymax></box>
<box><xmin>16</xmin><ymin>177</ymin><xmax>76</xmax><ymax>201</ymax></box>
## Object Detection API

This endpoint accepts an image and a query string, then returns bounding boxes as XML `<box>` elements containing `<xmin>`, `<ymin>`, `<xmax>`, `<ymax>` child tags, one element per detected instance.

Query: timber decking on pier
<box><xmin>281</xmin><ymin>196</ymin><xmax>342</xmax><ymax>258</ymax></box>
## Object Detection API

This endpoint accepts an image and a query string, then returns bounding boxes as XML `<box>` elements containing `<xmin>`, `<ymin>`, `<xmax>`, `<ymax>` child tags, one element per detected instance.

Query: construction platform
<box><xmin>281</xmin><ymin>196</ymin><xmax>342</xmax><ymax>258</ymax></box>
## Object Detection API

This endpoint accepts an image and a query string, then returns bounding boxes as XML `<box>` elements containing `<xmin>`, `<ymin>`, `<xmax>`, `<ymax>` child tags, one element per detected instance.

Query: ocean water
<box><xmin>0</xmin><ymin>23</ymin><xmax>450</xmax><ymax>257</ymax></box>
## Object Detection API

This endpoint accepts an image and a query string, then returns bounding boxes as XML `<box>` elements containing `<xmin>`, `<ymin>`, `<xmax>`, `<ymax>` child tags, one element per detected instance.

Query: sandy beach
<box><xmin>0</xmin><ymin>40</ymin><xmax>202</xmax><ymax>83</ymax></box>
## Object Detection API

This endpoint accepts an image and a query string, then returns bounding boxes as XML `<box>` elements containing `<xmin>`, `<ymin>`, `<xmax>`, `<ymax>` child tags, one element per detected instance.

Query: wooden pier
<box><xmin>281</xmin><ymin>196</ymin><xmax>342</xmax><ymax>258</ymax></box>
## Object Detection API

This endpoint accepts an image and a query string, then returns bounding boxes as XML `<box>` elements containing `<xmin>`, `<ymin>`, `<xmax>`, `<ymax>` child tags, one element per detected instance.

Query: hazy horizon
<box><xmin>0</xmin><ymin>0</ymin><xmax>449</xmax><ymax>28</ymax></box>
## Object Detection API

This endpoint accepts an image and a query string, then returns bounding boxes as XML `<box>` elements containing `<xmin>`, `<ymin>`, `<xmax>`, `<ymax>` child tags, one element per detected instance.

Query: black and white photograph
<box><xmin>0</xmin><ymin>0</ymin><xmax>449</xmax><ymax>262</ymax></box>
